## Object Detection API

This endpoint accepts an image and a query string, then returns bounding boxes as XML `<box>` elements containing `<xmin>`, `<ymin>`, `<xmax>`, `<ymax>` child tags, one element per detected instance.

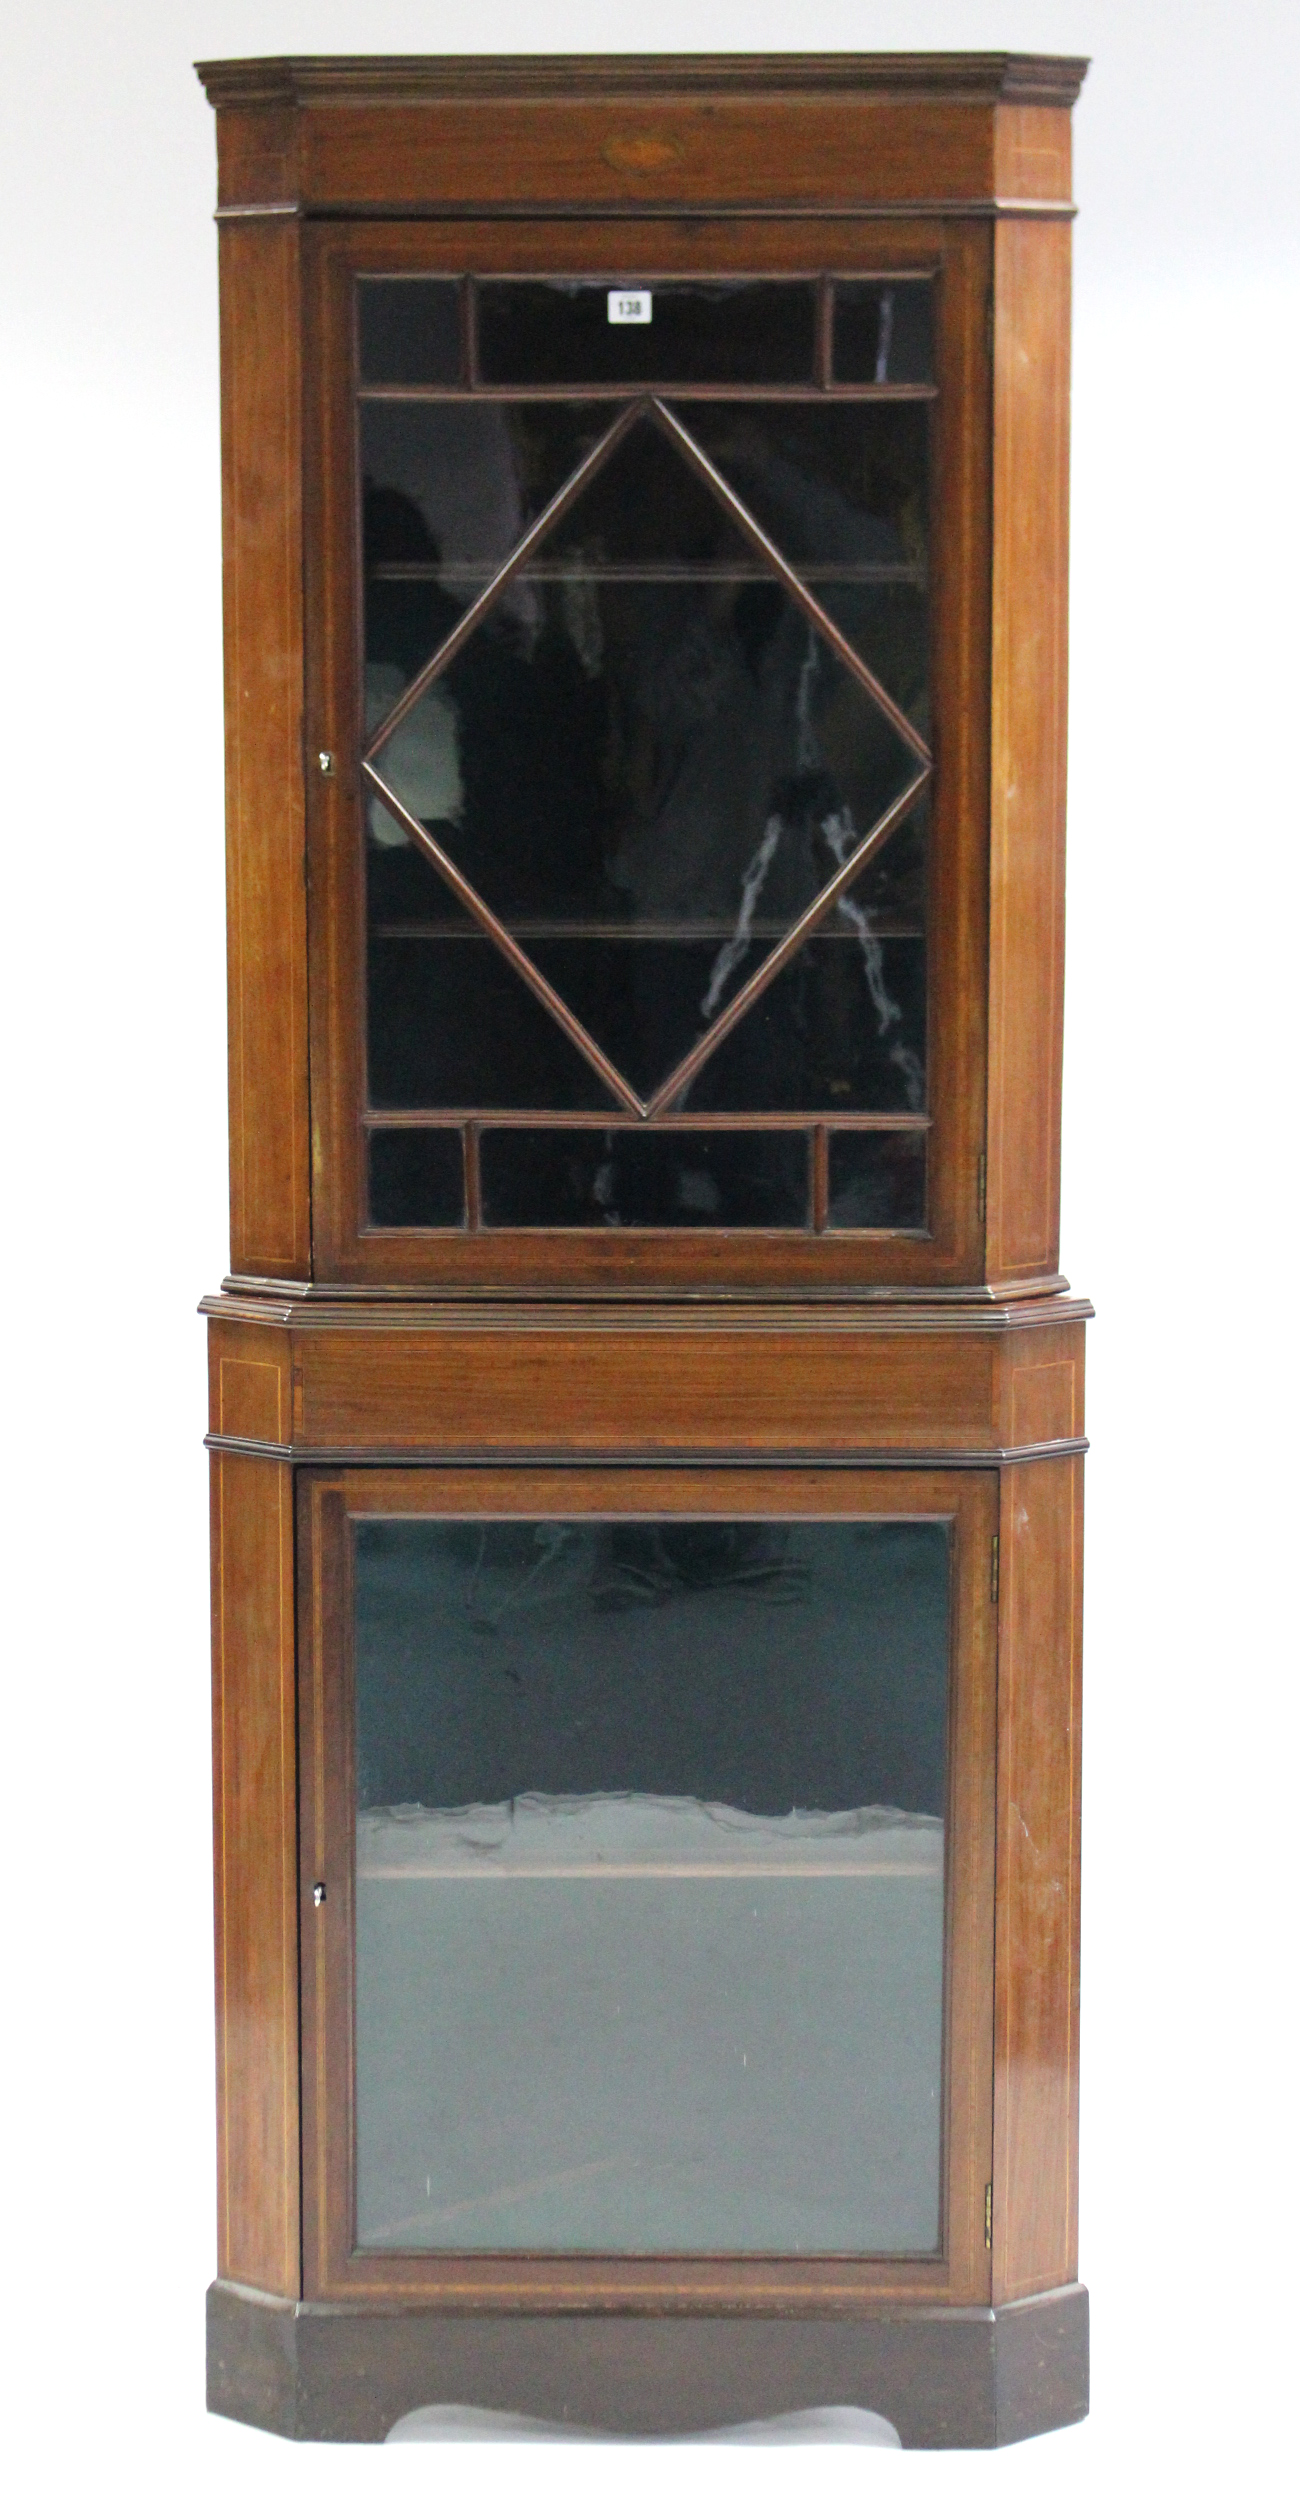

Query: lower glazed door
<box><xmin>298</xmin><ymin>1466</ymin><xmax>997</xmax><ymax>2309</ymax></box>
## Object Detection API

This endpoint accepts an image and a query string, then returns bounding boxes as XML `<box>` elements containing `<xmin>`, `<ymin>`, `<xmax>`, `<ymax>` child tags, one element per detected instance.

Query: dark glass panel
<box><xmin>811</xmin><ymin>579</ymin><xmax>929</xmax><ymax>727</ymax></box>
<box><xmin>833</xmin><ymin>280</ymin><xmax>935</xmax><ymax>385</ymax></box>
<box><xmin>369</xmin><ymin>561</ymin><xmax>918</xmax><ymax>1099</ymax></box>
<box><xmin>361</xmin><ymin>400</ymin><xmax>610</xmax><ymax>747</ymax></box>
<box><xmin>683</xmin><ymin>927</ymin><xmax>926</xmax><ymax>1116</ymax></box>
<box><xmin>678</xmin><ymin>401</ymin><xmax>929</xmax><ymax>711</ymax></box>
<box><xmin>357</xmin><ymin>278</ymin><xmax>462</xmax><ymax>386</ymax></box>
<box><xmin>356</xmin><ymin>1519</ymin><xmax>948</xmax><ymax>1813</ymax></box>
<box><xmin>367</xmin><ymin>936</ymin><xmax>617</xmax><ymax>1112</ymax></box>
<box><xmin>476</xmin><ymin>280</ymin><xmax>817</xmax><ymax>385</ymax></box>
<box><xmin>479</xmin><ymin>1128</ymin><xmax>810</xmax><ymax>1228</ymax></box>
<box><xmin>533</xmin><ymin>418</ymin><xmax>758</xmax><ymax>569</ymax></box>
<box><xmin>367</xmin><ymin>836</ymin><xmax>477</xmax><ymax>926</ymax></box>
<box><xmin>827</xmin><ymin>1129</ymin><xmax>928</xmax><ymax>1229</ymax></box>
<box><xmin>353</xmin><ymin>1515</ymin><xmax>949</xmax><ymax>2254</ymax></box>
<box><xmin>367</xmin><ymin>1128</ymin><xmax>465</xmax><ymax>1228</ymax></box>
<box><xmin>362</xmin><ymin>400</ymin><xmax>612</xmax><ymax>587</ymax></box>
<box><xmin>844</xmin><ymin>791</ymin><xmax>928</xmax><ymax>924</ymax></box>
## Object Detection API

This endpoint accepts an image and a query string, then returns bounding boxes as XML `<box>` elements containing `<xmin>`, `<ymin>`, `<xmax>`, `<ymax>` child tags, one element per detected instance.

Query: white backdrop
<box><xmin>2</xmin><ymin>5</ymin><xmax>1296</xmax><ymax>2501</ymax></box>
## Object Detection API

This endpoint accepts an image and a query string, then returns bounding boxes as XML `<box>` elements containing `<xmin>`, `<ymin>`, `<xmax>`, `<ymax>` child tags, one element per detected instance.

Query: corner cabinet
<box><xmin>199</xmin><ymin>52</ymin><xmax>1090</xmax><ymax>2448</ymax></box>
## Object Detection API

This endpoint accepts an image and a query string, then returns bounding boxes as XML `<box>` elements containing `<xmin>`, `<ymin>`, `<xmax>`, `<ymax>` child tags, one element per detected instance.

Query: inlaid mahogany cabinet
<box><xmin>198</xmin><ymin>53</ymin><xmax>1090</xmax><ymax>2447</ymax></box>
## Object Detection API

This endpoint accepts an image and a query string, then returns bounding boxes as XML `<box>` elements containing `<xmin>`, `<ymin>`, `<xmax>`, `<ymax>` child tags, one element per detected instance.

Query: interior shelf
<box><xmin>369</xmin><ymin>918</ymin><xmax>928</xmax><ymax>941</ymax></box>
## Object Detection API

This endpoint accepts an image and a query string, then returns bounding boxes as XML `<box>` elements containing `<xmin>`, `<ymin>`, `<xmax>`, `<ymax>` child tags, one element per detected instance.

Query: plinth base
<box><xmin>206</xmin><ymin>2279</ymin><xmax>1088</xmax><ymax>2448</ymax></box>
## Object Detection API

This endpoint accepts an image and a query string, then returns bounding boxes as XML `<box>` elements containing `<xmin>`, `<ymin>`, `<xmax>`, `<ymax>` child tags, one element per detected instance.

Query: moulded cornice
<box><xmin>195</xmin><ymin>53</ymin><xmax>1090</xmax><ymax>112</ymax></box>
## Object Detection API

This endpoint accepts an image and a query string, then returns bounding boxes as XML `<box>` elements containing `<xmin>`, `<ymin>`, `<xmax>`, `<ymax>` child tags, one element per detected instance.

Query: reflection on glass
<box><xmin>362</xmin><ymin>401</ymin><xmax>613</xmax><ymax>595</ymax></box>
<box><xmin>353</xmin><ymin>1516</ymin><xmax>950</xmax><ymax>2254</ymax></box>
<box><xmin>479</xmin><ymin>1128</ymin><xmax>809</xmax><ymax>1227</ymax></box>
<box><xmin>680</xmin><ymin>401</ymin><xmax>930</xmax><ymax>718</ymax></box>
<box><xmin>679</xmin><ymin>401</ymin><xmax>929</xmax><ymax>568</ymax></box>
<box><xmin>832</xmin><ymin>281</ymin><xmax>934</xmax><ymax>385</ymax></box>
<box><xmin>827</xmin><ymin>1128</ymin><xmax>927</xmax><ymax>1229</ymax></box>
<box><xmin>476</xmin><ymin>280</ymin><xmax>817</xmax><ymax>386</ymax></box>
<box><xmin>367</xmin><ymin>1128</ymin><xmax>464</xmax><ymax>1228</ymax></box>
<box><xmin>358</xmin><ymin>278</ymin><xmax>462</xmax><ymax>387</ymax></box>
<box><xmin>682</xmin><ymin>935</ymin><xmax>925</xmax><ymax>1114</ymax></box>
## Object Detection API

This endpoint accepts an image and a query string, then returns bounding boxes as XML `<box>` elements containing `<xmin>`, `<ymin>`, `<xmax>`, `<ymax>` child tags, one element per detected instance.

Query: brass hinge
<box><xmin>990</xmin><ymin>1534</ymin><xmax>1000</xmax><ymax>1608</ymax></box>
<box><xmin>976</xmin><ymin>1151</ymin><xmax>987</xmax><ymax>1224</ymax></box>
<box><xmin>984</xmin><ymin>2182</ymin><xmax>993</xmax><ymax>2249</ymax></box>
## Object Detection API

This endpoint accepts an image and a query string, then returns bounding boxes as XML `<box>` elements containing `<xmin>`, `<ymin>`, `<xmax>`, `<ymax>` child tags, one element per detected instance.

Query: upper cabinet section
<box><xmin>201</xmin><ymin>59</ymin><xmax>1084</xmax><ymax>1295</ymax></box>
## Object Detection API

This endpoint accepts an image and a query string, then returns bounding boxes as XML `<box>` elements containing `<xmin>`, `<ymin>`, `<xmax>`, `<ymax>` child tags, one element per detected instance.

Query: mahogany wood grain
<box><xmin>198</xmin><ymin>58</ymin><xmax>1085</xmax><ymax>218</ymax></box>
<box><xmin>210</xmin><ymin>1448</ymin><xmax>301</xmax><ymax>2297</ymax></box>
<box><xmin>205</xmin><ymin>1299</ymin><xmax>1090</xmax><ymax>1469</ymax></box>
<box><xmin>992</xmin><ymin>1318</ymin><xmax>1085</xmax><ymax>1453</ymax></box>
<box><xmin>992</xmin><ymin>1452</ymin><xmax>1083</xmax><ymax>2301</ymax></box>
<box><xmin>992</xmin><ymin>104</ymin><xmax>1073</xmax><ymax>206</ymax></box>
<box><xmin>298</xmin><ymin>1464</ymin><xmax>996</xmax><ymax>2310</ymax></box>
<box><xmin>985</xmin><ymin>217</ymin><xmax>1072</xmax><ymax>1289</ymax></box>
<box><xmin>219</xmin><ymin>217</ymin><xmax>311</xmax><ymax>1282</ymax></box>
<box><xmin>293</xmin><ymin>1322</ymin><xmax>999</xmax><ymax>1455</ymax></box>
<box><xmin>208</xmin><ymin>1316</ymin><xmax>293</xmax><ymax>1445</ymax></box>
<box><xmin>211</xmin><ymin>107</ymin><xmax>297</xmax><ymax>213</ymax></box>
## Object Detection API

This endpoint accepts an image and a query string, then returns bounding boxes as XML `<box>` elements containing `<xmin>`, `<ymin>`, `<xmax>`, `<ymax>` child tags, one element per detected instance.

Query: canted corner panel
<box><xmin>207</xmin><ymin>1318</ymin><xmax>294</xmax><ymax>1446</ymax></box>
<box><xmin>992</xmin><ymin>1453</ymin><xmax>1083</xmax><ymax>2302</ymax></box>
<box><xmin>986</xmin><ymin>216</ymin><xmax>1071</xmax><ymax>1285</ymax></box>
<box><xmin>211</xmin><ymin>1452</ymin><xmax>301</xmax><ymax>2296</ymax></box>
<box><xmin>992</xmin><ymin>102</ymin><xmax>1073</xmax><ymax>204</ymax></box>
<box><xmin>219</xmin><ymin>215</ymin><xmax>310</xmax><ymax>1282</ymax></box>
<box><xmin>991</xmin><ymin>1320</ymin><xmax>1084</xmax><ymax>1454</ymax></box>
<box><xmin>215</xmin><ymin>103</ymin><xmax>299</xmax><ymax>210</ymax></box>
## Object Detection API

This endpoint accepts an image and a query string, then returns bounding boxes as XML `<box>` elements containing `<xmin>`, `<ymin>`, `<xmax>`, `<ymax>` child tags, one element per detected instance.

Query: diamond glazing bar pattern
<box><xmin>361</xmin><ymin>391</ymin><xmax>933</xmax><ymax>1119</ymax></box>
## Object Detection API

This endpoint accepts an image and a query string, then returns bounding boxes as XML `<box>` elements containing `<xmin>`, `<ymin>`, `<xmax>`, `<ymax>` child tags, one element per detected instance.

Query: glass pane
<box><xmin>811</xmin><ymin>581</ymin><xmax>929</xmax><ymax>727</ymax></box>
<box><xmin>832</xmin><ymin>281</ymin><xmax>934</xmax><ymax>385</ymax></box>
<box><xmin>843</xmin><ymin>791</ymin><xmax>928</xmax><ymax>924</ymax></box>
<box><xmin>362</xmin><ymin>402</ymin><xmax>612</xmax><ymax>600</ymax></box>
<box><xmin>358</xmin><ymin>278</ymin><xmax>462</xmax><ymax>386</ymax></box>
<box><xmin>476</xmin><ymin>280</ymin><xmax>817</xmax><ymax>386</ymax></box>
<box><xmin>479</xmin><ymin>1128</ymin><xmax>810</xmax><ymax>1228</ymax></box>
<box><xmin>354</xmin><ymin>1514</ymin><xmax>949</xmax><ymax>2254</ymax></box>
<box><xmin>531</xmin><ymin>418</ymin><xmax>759</xmax><ymax>569</ymax></box>
<box><xmin>368</xmin><ymin>936</ymin><xmax>618</xmax><ymax>1112</ymax></box>
<box><xmin>361</xmin><ymin>401</ymin><xmax>612</xmax><ymax>734</ymax></box>
<box><xmin>677</xmin><ymin>401</ymin><xmax>929</xmax><ymax>717</ymax></box>
<box><xmin>367</xmin><ymin>1128</ymin><xmax>465</xmax><ymax>1228</ymax></box>
<box><xmin>827</xmin><ymin>1129</ymin><xmax>927</xmax><ymax>1228</ymax></box>
<box><xmin>681</xmin><ymin>929</ymin><xmax>926</xmax><ymax>1115</ymax></box>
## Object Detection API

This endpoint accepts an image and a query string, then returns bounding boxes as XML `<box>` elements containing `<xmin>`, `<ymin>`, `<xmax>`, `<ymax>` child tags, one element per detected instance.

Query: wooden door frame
<box><xmin>297</xmin><ymin>1462</ymin><xmax>997</xmax><ymax>2308</ymax></box>
<box><xmin>302</xmin><ymin>214</ymin><xmax>992</xmax><ymax>1291</ymax></box>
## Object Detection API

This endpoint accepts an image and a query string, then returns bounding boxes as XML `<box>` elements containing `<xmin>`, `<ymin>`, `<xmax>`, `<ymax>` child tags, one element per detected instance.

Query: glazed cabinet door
<box><xmin>297</xmin><ymin>1466</ymin><xmax>996</xmax><ymax>2308</ymax></box>
<box><xmin>304</xmin><ymin>218</ymin><xmax>991</xmax><ymax>1290</ymax></box>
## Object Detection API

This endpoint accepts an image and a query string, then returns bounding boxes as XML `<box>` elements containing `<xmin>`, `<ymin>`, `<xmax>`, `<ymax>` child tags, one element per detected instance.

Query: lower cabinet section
<box><xmin>206</xmin><ymin>1301</ymin><xmax>1086</xmax><ymax>2445</ymax></box>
